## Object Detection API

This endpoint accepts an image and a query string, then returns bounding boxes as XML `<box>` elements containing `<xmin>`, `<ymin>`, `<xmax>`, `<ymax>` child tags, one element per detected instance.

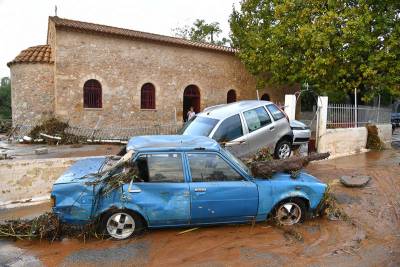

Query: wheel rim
<box><xmin>106</xmin><ymin>212</ymin><xmax>135</xmax><ymax>239</ymax></box>
<box><xmin>276</xmin><ymin>203</ymin><xmax>302</xmax><ymax>225</ymax></box>
<box><xmin>278</xmin><ymin>143</ymin><xmax>291</xmax><ymax>159</ymax></box>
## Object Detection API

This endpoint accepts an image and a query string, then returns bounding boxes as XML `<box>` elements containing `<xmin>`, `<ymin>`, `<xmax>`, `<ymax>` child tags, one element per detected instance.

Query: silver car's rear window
<box><xmin>180</xmin><ymin>116</ymin><xmax>219</xmax><ymax>136</ymax></box>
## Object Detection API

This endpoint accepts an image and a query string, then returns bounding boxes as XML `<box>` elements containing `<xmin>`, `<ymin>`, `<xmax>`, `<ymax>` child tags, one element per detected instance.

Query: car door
<box><xmin>242</xmin><ymin>106</ymin><xmax>275</xmax><ymax>153</ymax></box>
<box><xmin>265</xmin><ymin>104</ymin><xmax>291</xmax><ymax>141</ymax></box>
<box><xmin>126</xmin><ymin>152</ymin><xmax>190</xmax><ymax>226</ymax></box>
<box><xmin>210</xmin><ymin>114</ymin><xmax>250</xmax><ymax>157</ymax></box>
<box><xmin>186</xmin><ymin>152</ymin><xmax>259</xmax><ymax>224</ymax></box>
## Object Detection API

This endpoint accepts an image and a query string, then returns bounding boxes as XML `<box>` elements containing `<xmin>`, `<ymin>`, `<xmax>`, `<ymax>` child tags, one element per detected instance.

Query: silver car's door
<box><xmin>242</xmin><ymin>106</ymin><xmax>275</xmax><ymax>153</ymax></box>
<box><xmin>210</xmin><ymin>114</ymin><xmax>250</xmax><ymax>157</ymax></box>
<box><xmin>265</xmin><ymin>104</ymin><xmax>291</xmax><ymax>141</ymax></box>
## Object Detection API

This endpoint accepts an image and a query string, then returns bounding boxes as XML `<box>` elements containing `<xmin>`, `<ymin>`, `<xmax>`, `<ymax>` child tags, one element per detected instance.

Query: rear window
<box><xmin>266</xmin><ymin>104</ymin><xmax>285</xmax><ymax>121</ymax></box>
<box><xmin>179</xmin><ymin>116</ymin><xmax>219</xmax><ymax>136</ymax></box>
<box><xmin>212</xmin><ymin>114</ymin><xmax>243</xmax><ymax>142</ymax></box>
<box><xmin>243</xmin><ymin>107</ymin><xmax>272</xmax><ymax>132</ymax></box>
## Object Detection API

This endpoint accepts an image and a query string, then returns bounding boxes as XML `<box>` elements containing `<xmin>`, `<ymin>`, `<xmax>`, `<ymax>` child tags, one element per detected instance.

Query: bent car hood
<box><xmin>54</xmin><ymin>157</ymin><xmax>107</xmax><ymax>185</ymax></box>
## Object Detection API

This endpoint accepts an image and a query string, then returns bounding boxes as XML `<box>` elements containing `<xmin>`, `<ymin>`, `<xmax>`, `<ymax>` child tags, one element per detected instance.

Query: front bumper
<box><xmin>292</xmin><ymin>129</ymin><xmax>311</xmax><ymax>145</ymax></box>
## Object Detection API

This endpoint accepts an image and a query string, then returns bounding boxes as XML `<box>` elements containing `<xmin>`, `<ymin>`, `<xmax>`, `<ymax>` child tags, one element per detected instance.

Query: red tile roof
<box><xmin>7</xmin><ymin>45</ymin><xmax>52</xmax><ymax>67</ymax></box>
<box><xmin>49</xmin><ymin>16</ymin><xmax>236</xmax><ymax>54</ymax></box>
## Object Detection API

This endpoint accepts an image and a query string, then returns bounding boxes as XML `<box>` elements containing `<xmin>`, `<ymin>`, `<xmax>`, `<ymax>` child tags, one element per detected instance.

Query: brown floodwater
<box><xmin>4</xmin><ymin>149</ymin><xmax>400</xmax><ymax>266</ymax></box>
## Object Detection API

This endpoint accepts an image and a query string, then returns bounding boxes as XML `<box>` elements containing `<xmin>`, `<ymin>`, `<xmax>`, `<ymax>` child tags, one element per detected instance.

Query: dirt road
<box><xmin>1</xmin><ymin>149</ymin><xmax>399</xmax><ymax>266</ymax></box>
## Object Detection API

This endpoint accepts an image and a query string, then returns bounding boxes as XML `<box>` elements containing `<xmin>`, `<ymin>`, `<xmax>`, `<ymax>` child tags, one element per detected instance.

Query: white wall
<box><xmin>376</xmin><ymin>124</ymin><xmax>392</xmax><ymax>148</ymax></box>
<box><xmin>317</xmin><ymin>124</ymin><xmax>392</xmax><ymax>158</ymax></box>
<box><xmin>318</xmin><ymin>127</ymin><xmax>368</xmax><ymax>157</ymax></box>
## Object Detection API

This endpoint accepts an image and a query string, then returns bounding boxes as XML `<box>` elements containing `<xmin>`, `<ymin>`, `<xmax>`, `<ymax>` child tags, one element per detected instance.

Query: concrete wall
<box><xmin>10</xmin><ymin>63</ymin><xmax>54</xmax><ymax>124</ymax></box>
<box><xmin>0</xmin><ymin>158</ymin><xmax>76</xmax><ymax>206</ymax></box>
<box><xmin>376</xmin><ymin>124</ymin><xmax>392</xmax><ymax>148</ymax></box>
<box><xmin>318</xmin><ymin>124</ymin><xmax>392</xmax><ymax>157</ymax></box>
<box><xmin>318</xmin><ymin>127</ymin><xmax>368</xmax><ymax>157</ymax></box>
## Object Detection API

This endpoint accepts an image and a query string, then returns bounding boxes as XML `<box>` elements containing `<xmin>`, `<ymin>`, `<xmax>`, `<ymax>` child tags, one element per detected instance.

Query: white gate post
<box><xmin>316</xmin><ymin>96</ymin><xmax>328</xmax><ymax>152</ymax></box>
<box><xmin>284</xmin><ymin>94</ymin><xmax>297</xmax><ymax>120</ymax></box>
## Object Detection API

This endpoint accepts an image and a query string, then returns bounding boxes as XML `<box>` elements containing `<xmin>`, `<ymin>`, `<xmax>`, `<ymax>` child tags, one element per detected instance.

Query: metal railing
<box><xmin>327</xmin><ymin>104</ymin><xmax>391</xmax><ymax>128</ymax></box>
<box><xmin>66</xmin><ymin>123</ymin><xmax>182</xmax><ymax>141</ymax></box>
<box><xmin>9</xmin><ymin>122</ymin><xmax>183</xmax><ymax>142</ymax></box>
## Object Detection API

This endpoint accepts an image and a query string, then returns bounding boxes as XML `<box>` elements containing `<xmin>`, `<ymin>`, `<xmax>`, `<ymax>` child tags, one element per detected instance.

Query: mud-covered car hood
<box><xmin>54</xmin><ymin>157</ymin><xmax>107</xmax><ymax>184</ymax></box>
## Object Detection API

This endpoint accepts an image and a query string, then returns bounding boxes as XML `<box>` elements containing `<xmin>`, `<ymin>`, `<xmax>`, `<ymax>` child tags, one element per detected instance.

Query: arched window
<box><xmin>83</xmin><ymin>79</ymin><xmax>102</xmax><ymax>108</ymax></box>
<box><xmin>141</xmin><ymin>83</ymin><xmax>156</xmax><ymax>109</ymax></box>
<box><xmin>227</xmin><ymin>89</ymin><xmax>237</xmax><ymax>103</ymax></box>
<box><xmin>261</xmin><ymin>93</ymin><xmax>271</xmax><ymax>101</ymax></box>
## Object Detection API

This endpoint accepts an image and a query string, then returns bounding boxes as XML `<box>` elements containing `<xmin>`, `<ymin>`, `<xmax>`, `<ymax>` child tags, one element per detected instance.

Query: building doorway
<box><xmin>227</xmin><ymin>89</ymin><xmax>237</xmax><ymax>103</ymax></box>
<box><xmin>261</xmin><ymin>93</ymin><xmax>271</xmax><ymax>101</ymax></box>
<box><xmin>183</xmin><ymin>85</ymin><xmax>200</xmax><ymax>121</ymax></box>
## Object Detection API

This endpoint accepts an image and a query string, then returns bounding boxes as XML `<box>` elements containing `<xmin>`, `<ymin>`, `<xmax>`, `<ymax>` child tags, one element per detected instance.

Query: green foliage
<box><xmin>0</xmin><ymin>77</ymin><xmax>11</xmax><ymax>119</ymax></box>
<box><xmin>173</xmin><ymin>19</ymin><xmax>231</xmax><ymax>46</ymax></box>
<box><xmin>230</xmin><ymin>0</ymin><xmax>400</xmax><ymax>101</ymax></box>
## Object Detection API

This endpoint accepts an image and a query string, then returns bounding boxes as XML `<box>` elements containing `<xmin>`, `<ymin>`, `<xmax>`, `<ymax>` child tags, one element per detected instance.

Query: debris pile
<box><xmin>28</xmin><ymin>117</ymin><xmax>85</xmax><ymax>144</ymax></box>
<box><xmin>249</xmin><ymin>152</ymin><xmax>330</xmax><ymax>178</ymax></box>
<box><xmin>365</xmin><ymin>124</ymin><xmax>384</xmax><ymax>150</ymax></box>
<box><xmin>318</xmin><ymin>185</ymin><xmax>350</xmax><ymax>221</ymax></box>
<box><xmin>0</xmin><ymin>212</ymin><xmax>100</xmax><ymax>241</ymax></box>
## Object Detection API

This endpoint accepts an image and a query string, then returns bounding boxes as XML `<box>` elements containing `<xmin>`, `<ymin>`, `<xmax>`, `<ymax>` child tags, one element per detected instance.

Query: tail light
<box><xmin>50</xmin><ymin>195</ymin><xmax>56</xmax><ymax>207</ymax></box>
<box><xmin>278</xmin><ymin>105</ymin><xmax>290</xmax><ymax>123</ymax></box>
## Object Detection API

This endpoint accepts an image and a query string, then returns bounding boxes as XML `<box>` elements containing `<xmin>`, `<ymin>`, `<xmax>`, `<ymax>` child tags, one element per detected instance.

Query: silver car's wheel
<box><xmin>277</xmin><ymin>142</ymin><xmax>291</xmax><ymax>159</ymax></box>
<box><xmin>106</xmin><ymin>212</ymin><xmax>136</xmax><ymax>239</ymax></box>
<box><xmin>276</xmin><ymin>202</ymin><xmax>302</xmax><ymax>225</ymax></box>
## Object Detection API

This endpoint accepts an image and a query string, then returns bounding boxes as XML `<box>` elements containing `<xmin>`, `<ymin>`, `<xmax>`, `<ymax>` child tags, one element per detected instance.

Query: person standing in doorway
<box><xmin>187</xmin><ymin>106</ymin><xmax>196</xmax><ymax>121</ymax></box>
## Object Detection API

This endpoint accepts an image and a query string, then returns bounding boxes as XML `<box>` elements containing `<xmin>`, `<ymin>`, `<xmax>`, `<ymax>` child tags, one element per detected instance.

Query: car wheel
<box><xmin>273</xmin><ymin>199</ymin><xmax>306</xmax><ymax>225</ymax></box>
<box><xmin>274</xmin><ymin>140</ymin><xmax>292</xmax><ymax>159</ymax></box>
<box><xmin>100</xmin><ymin>210</ymin><xmax>144</xmax><ymax>240</ymax></box>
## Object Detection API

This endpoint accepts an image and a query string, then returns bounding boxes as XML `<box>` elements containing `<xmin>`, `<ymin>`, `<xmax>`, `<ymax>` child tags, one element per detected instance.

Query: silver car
<box><xmin>290</xmin><ymin>120</ymin><xmax>311</xmax><ymax>147</ymax></box>
<box><xmin>180</xmin><ymin>100</ymin><xmax>293</xmax><ymax>159</ymax></box>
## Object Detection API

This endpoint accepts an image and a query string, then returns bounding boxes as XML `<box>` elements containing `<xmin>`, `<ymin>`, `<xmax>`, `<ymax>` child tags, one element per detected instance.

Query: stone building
<box><xmin>8</xmin><ymin>16</ymin><xmax>297</xmax><ymax>128</ymax></box>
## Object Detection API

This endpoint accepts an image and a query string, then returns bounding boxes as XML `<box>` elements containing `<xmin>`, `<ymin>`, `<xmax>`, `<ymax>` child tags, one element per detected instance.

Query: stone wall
<box><xmin>10</xmin><ymin>63</ymin><xmax>54</xmax><ymax>124</ymax></box>
<box><xmin>53</xmin><ymin>29</ymin><xmax>295</xmax><ymax>128</ymax></box>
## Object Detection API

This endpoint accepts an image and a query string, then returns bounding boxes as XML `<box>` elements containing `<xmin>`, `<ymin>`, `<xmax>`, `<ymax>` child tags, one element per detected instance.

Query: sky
<box><xmin>0</xmin><ymin>0</ymin><xmax>240</xmax><ymax>78</ymax></box>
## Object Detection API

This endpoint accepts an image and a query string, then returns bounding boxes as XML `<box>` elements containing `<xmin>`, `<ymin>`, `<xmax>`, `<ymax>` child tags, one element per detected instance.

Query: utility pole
<box><xmin>354</xmin><ymin>88</ymin><xmax>358</xmax><ymax>127</ymax></box>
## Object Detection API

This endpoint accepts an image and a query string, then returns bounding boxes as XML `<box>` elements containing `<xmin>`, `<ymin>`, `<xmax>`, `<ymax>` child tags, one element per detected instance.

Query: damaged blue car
<box><xmin>51</xmin><ymin>135</ymin><xmax>327</xmax><ymax>240</ymax></box>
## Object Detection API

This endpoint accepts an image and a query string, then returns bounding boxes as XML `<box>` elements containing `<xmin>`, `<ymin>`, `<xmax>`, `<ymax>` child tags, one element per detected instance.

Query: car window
<box><xmin>212</xmin><ymin>114</ymin><xmax>243</xmax><ymax>142</ymax></box>
<box><xmin>135</xmin><ymin>153</ymin><xmax>184</xmax><ymax>183</ymax></box>
<box><xmin>179</xmin><ymin>116</ymin><xmax>219</xmax><ymax>136</ymax></box>
<box><xmin>243</xmin><ymin>107</ymin><xmax>272</xmax><ymax>132</ymax></box>
<box><xmin>187</xmin><ymin>153</ymin><xmax>244</xmax><ymax>182</ymax></box>
<box><xmin>266</xmin><ymin>104</ymin><xmax>285</xmax><ymax>121</ymax></box>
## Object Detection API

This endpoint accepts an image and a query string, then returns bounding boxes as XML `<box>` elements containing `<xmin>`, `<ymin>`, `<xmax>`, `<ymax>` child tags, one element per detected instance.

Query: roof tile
<box><xmin>50</xmin><ymin>16</ymin><xmax>236</xmax><ymax>54</ymax></box>
<box><xmin>7</xmin><ymin>45</ymin><xmax>53</xmax><ymax>66</ymax></box>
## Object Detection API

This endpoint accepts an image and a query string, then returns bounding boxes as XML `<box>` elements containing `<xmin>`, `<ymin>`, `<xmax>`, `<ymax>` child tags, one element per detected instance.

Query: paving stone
<box><xmin>340</xmin><ymin>175</ymin><xmax>371</xmax><ymax>187</ymax></box>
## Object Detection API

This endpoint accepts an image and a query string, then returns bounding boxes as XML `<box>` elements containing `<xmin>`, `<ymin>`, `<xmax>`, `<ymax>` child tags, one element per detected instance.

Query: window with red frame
<box><xmin>83</xmin><ymin>79</ymin><xmax>102</xmax><ymax>108</ymax></box>
<box><xmin>141</xmin><ymin>83</ymin><xmax>156</xmax><ymax>109</ymax></box>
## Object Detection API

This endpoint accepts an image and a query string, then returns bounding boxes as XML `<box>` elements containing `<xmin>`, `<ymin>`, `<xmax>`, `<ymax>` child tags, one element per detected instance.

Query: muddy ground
<box><xmin>0</xmin><ymin>148</ymin><xmax>399</xmax><ymax>266</ymax></box>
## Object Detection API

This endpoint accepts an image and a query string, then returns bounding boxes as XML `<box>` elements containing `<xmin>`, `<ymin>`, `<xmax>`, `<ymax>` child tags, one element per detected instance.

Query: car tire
<box><xmin>272</xmin><ymin>198</ymin><xmax>307</xmax><ymax>226</ymax></box>
<box><xmin>99</xmin><ymin>209</ymin><xmax>145</xmax><ymax>240</ymax></box>
<box><xmin>274</xmin><ymin>140</ymin><xmax>292</xmax><ymax>159</ymax></box>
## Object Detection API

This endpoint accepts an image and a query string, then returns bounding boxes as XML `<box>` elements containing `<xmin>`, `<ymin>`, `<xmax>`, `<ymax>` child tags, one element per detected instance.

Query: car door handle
<box><xmin>194</xmin><ymin>188</ymin><xmax>206</xmax><ymax>192</ymax></box>
<box><xmin>269</xmin><ymin>126</ymin><xmax>275</xmax><ymax>131</ymax></box>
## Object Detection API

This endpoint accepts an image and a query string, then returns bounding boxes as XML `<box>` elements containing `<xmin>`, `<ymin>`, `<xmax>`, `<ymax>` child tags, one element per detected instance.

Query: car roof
<box><xmin>197</xmin><ymin>100</ymin><xmax>274</xmax><ymax>120</ymax></box>
<box><xmin>127</xmin><ymin>135</ymin><xmax>221</xmax><ymax>152</ymax></box>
